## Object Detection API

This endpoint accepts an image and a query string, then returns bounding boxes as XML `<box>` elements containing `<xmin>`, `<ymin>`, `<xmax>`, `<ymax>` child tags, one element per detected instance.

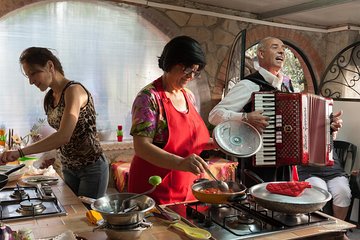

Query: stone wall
<box><xmin>1</xmin><ymin>0</ymin><xmax>359</xmax><ymax>124</ymax></box>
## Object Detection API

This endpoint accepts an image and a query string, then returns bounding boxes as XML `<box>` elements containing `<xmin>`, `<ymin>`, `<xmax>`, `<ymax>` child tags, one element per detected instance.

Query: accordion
<box><xmin>252</xmin><ymin>92</ymin><xmax>334</xmax><ymax>167</ymax></box>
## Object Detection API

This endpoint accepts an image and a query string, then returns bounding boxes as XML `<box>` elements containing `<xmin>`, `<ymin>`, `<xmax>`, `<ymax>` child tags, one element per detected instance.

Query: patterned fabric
<box><xmin>46</xmin><ymin>81</ymin><xmax>102</xmax><ymax>170</ymax></box>
<box><xmin>111</xmin><ymin>161</ymin><xmax>131</xmax><ymax>192</ymax></box>
<box><xmin>199</xmin><ymin>157</ymin><xmax>238</xmax><ymax>182</ymax></box>
<box><xmin>112</xmin><ymin>157</ymin><xmax>238</xmax><ymax>192</ymax></box>
<box><xmin>130</xmin><ymin>77</ymin><xmax>196</xmax><ymax>146</ymax></box>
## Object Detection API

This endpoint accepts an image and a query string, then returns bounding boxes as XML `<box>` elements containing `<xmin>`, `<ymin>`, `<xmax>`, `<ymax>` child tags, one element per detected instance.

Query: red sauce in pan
<box><xmin>198</xmin><ymin>187</ymin><xmax>234</xmax><ymax>194</ymax></box>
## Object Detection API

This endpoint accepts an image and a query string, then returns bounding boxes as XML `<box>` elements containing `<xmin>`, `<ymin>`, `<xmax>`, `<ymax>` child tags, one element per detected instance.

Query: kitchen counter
<box><xmin>5</xmin><ymin>174</ymin><xmax>190</xmax><ymax>240</ymax></box>
<box><xmin>5</xmin><ymin>175</ymin><xmax>356</xmax><ymax>240</ymax></box>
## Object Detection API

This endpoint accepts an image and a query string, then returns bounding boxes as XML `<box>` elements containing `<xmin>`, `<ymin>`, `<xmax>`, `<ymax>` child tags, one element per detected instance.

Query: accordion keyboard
<box><xmin>254</xmin><ymin>93</ymin><xmax>278</xmax><ymax>165</ymax></box>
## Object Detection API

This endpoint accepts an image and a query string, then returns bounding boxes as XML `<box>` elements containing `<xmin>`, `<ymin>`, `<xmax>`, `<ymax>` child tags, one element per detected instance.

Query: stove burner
<box><xmin>167</xmin><ymin>200</ymin><xmax>334</xmax><ymax>240</ymax></box>
<box><xmin>10</xmin><ymin>187</ymin><xmax>28</xmax><ymax>200</ymax></box>
<box><xmin>17</xmin><ymin>199</ymin><xmax>46</xmax><ymax>214</ymax></box>
<box><xmin>237</xmin><ymin>213</ymin><xmax>255</xmax><ymax>224</ymax></box>
<box><xmin>271</xmin><ymin>212</ymin><xmax>315</xmax><ymax>227</ymax></box>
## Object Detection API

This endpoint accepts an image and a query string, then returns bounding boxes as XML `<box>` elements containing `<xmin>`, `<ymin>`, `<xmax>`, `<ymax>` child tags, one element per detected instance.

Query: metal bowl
<box><xmin>91</xmin><ymin>193</ymin><xmax>155</xmax><ymax>226</ymax></box>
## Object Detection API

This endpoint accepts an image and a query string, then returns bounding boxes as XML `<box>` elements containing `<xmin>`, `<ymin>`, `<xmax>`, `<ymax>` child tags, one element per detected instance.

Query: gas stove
<box><xmin>0</xmin><ymin>184</ymin><xmax>67</xmax><ymax>221</ymax></box>
<box><xmin>166</xmin><ymin>200</ymin><xmax>335</xmax><ymax>240</ymax></box>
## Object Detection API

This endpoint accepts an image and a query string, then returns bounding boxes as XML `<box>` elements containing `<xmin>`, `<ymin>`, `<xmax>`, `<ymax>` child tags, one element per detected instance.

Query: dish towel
<box><xmin>266</xmin><ymin>181</ymin><xmax>312</xmax><ymax>197</ymax></box>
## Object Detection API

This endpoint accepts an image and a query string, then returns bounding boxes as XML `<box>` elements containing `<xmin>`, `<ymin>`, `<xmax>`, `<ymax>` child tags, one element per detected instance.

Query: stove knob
<box><xmin>204</xmin><ymin>216</ymin><xmax>213</xmax><ymax>227</ymax></box>
<box><xmin>186</xmin><ymin>206</ymin><xmax>194</xmax><ymax>218</ymax></box>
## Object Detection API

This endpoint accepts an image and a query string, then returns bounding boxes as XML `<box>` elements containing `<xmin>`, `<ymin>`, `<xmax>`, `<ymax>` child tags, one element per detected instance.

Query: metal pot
<box><xmin>248</xmin><ymin>182</ymin><xmax>332</xmax><ymax>214</ymax></box>
<box><xmin>192</xmin><ymin>180</ymin><xmax>247</xmax><ymax>204</ymax></box>
<box><xmin>90</xmin><ymin>193</ymin><xmax>155</xmax><ymax>226</ymax></box>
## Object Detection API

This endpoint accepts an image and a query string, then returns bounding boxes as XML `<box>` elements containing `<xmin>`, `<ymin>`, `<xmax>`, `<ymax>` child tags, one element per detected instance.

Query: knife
<box><xmin>26</xmin><ymin>177</ymin><xmax>58</xmax><ymax>183</ymax></box>
<box><xmin>155</xmin><ymin>204</ymin><xmax>179</xmax><ymax>222</ymax></box>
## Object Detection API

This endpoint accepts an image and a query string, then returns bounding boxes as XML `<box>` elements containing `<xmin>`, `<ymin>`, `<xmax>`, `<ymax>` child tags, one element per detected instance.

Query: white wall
<box><xmin>333</xmin><ymin>100</ymin><xmax>360</xmax><ymax>169</ymax></box>
<box><xmin>333</xmin><ymin>100</ymin><xmax>360</xmax><ymax>222</ymax></box>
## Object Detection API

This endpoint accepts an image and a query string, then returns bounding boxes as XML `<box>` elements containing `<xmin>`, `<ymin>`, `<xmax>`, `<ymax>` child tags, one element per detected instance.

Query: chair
<box><xmin>333</xmin><ymin>140</ymin><xmax>358</xmax><ymax>224</ymax></box>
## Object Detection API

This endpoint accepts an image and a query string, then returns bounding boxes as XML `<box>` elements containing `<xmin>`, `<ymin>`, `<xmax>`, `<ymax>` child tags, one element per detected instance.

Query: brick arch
<box><xmin>213</xmin><ymin>25</ymin><xmax>324</xmax><ymax>102</ymax></box>
<box><xmin>0</xmin><ymin>0</ymin><xmax>180</xmax><ymax>38</ymax></box>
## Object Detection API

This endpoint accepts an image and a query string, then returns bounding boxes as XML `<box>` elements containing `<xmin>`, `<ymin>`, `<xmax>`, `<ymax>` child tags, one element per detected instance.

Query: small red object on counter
<box><xmin>266</xmin><ymin>181</ymin><xmax>312</xmax><ymax>197</ymax></box>
<box><xmin>117</xmin><ymin>125</ymin><xmax>123</xmax><ymax>142</ymax></box>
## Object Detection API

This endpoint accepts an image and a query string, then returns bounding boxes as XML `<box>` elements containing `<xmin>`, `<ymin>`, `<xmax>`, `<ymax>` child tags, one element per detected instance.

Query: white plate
<box><xmin>22</xmin><ymin>175</ymin><xmax>59</xmax><ymax>185</ymax></box>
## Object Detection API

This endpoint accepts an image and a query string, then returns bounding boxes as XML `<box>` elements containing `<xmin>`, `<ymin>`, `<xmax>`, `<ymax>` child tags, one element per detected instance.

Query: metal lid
<box><xmin>212</xmin><ymin>120</ymin><xmax>262</xmax><ymax>157</ymax></box>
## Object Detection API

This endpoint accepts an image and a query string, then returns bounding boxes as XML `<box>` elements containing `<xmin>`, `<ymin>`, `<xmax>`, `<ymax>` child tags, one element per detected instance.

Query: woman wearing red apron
<box><xmin>128</xmin><ymin>36</ymin><xmax>215</xmax><ymax>204</ymax></box>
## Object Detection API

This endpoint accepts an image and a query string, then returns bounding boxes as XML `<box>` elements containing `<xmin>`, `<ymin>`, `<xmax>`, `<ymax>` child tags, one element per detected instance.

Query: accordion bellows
<box><xmin>252</xmin><ymin>92</ymin><xmax>334</xmax><ymax>167</ymax></box>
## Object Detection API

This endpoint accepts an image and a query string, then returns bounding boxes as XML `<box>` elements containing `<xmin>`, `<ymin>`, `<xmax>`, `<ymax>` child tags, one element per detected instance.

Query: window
<box><xmin>245</xmin><ymin>44</ymin><xmax>305</xmax><ymax>92</ymax></box>
<box><xmin>0</xmin><ymin>1</ymin><xmax>169</xmax><ymax>140</ymax></box>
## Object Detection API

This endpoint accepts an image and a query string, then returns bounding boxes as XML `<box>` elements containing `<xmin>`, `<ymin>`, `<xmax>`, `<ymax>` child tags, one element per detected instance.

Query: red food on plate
<box><xmin>266</xmin><ymin>181</ymin><xmax>312</xmax><ymax>197</ymax></box>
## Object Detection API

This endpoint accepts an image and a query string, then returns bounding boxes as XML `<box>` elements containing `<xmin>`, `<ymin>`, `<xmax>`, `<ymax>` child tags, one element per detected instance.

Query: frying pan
<box><xmin>192</xmin><ymin>179</ymin><xmax>247</xmax><ymax>204</ymax></box>
<box><xmin>245</xmin><ymin>169</ymin><xmax>332</xmax><ymax>214</ymax></box>
<box><xmin>0</xmin><ymin>164</ymin><xmax>25</xmax><ymax>189</ymax></box>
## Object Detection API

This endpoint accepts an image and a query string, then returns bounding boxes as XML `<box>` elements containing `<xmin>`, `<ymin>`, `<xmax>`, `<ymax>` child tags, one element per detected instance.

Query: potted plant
<box><xmin>117</xmin><ymin>125</ymin><xmax>123</xmax><ymax>142</ymax></box>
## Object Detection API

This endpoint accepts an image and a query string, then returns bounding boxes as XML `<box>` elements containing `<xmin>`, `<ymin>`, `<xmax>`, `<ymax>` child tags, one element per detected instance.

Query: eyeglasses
<box><xmin>183</xmin><ymin>67</ymin><xmax>201</xmax><ymax>78</ymax></box>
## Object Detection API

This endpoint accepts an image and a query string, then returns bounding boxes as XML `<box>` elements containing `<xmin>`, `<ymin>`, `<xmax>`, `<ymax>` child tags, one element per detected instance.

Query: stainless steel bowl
<box><xmin>91</xmin><ymin>193</ymin><xmax>155</xmax><ymax>225</ymax></box>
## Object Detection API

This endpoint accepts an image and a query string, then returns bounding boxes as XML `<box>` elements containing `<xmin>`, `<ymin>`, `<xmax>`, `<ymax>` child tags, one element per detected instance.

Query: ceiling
<box><xmin>143</xmin><ymin>0</ymin><xmax>360</xmax><ymax>32</ymax></box>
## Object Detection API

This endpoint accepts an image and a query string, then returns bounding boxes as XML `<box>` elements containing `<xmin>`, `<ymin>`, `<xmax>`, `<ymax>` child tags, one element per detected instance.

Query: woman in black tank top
<box><xmin>0</xmin><ymin>47</ymin><xmax>108</xmax><ymax>199</ymax></box>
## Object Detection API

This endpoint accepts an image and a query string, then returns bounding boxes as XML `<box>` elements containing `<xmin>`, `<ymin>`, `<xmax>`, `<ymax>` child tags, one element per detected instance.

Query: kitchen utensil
<box><xmin>192</xmin><ymin>180</ymin><xmax>246</xmax><ymax>204</ymax></box>
<box><xmin>119</xmin><ymin>175</ymin><xmax>161</xmax><ymax>212</ymax></box>
<box><xmin>0</xmin><ymin>164</ymin><xmax>25</xmax><ymax>190</ymax></box>
<box><xmin>154</xmin><ymin>204</ymin><xmax>180</xmax><ymax>223</ymax></box>
<box><xmin>0</xmin><ymin>165</ymin><xmax>25</xmax><ymax>182</ymax></box>
<box><xmin>204</xmin><ymin>167</ymin><xmax>229</xmax><ymax>192</ymax></box>
<box><xmin>245</xmin><ymin>169</ymin><xmax>332</xmax><ymax>214</ymax></box>
<box><xmin>22</xmin><ymin>175</ymin><xmax>58</xmax><ymax>186</ymax></box>
<box><xmin>90</xmin><ymin>193</ymin><xmax>155</xmax><ymax>226</ymax></box>
<box><xmin>212</xmin><ymin>120</ymin><xmax>262</xmax><ymax>157</ymax></box>
<box><xmin>248</xmin><ymin>182</ymin><xmax>331</xmax><ymax>214</ymax></box>
<box><xmin>170</xmin><ymin>222</ymin><xmax>211</xmax><ymax>240</ymax></box>
<box><xmin>18</xmin><ymin>156</ymin><xmax>38</xmax><ymax>168</ymax></box>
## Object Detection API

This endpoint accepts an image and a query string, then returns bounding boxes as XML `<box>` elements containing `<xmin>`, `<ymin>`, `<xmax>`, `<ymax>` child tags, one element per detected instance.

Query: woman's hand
<box><xmin>246</xmin><ymin>110</ymin><xmax>270</xmax><ymax>133</ymax></box>
<box><xmin>0</xmin><ymin>150</ymin><xmax>20</xmax><ymax>165</ymax></box>
<box><xmin>178</xmin><ymin>153</ymin><xmax>209</xmax><ymax>175</ymax></box>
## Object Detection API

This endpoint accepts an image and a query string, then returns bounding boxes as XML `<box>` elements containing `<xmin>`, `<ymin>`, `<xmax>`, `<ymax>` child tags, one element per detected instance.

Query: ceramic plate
<box><xmin>22</xmin><ymin>175</ymin><xmax>59</xmax><ymax>185</ymax></box>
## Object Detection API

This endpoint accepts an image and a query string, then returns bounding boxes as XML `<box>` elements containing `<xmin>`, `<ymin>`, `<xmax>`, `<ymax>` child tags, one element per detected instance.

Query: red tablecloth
<box><xmin>111</xmin><ymin>157</ymin><xmax>238</xmax><ymax>192</ymax></box>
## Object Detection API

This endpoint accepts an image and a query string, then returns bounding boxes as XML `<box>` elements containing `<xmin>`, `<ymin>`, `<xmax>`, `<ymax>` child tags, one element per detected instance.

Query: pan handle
<box><xmin>243</xmin><ymin>169</ymin><xmax>264</xmax><ymax>184</ymax></box>
<box><xmin>4</xmin><ymin>164</ymin><xmax>25</xmax><ymax>176</ymax></box>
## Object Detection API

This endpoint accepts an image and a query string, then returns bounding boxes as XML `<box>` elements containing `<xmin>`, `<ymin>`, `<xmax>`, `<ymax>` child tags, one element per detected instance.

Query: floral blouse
<box><xmin>130</xmin><ymin>78</ymin><xmax>196</xmax><ymax>147</ymax></box>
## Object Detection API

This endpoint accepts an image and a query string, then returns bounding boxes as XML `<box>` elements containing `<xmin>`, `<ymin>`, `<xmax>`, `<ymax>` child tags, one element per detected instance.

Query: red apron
<box><xmin>128</xmin><ymin>78</ymin><xmax>210</xmax><ymax>204</ymax></box>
